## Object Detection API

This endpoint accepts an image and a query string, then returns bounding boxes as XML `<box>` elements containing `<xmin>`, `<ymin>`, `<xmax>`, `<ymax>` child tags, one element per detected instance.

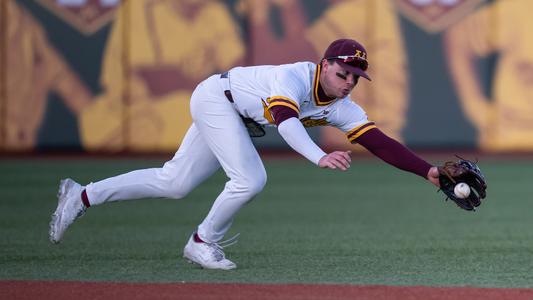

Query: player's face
<box><xmin>321</xmin><ymin>60</ymin><xmax>359</xmax><ymax>98</ymax></box>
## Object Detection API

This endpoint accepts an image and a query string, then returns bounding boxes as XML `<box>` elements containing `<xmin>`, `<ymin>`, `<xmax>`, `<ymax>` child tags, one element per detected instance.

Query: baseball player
<box><xmin>49</xmin><ymin>39</ymin><xmax>441</xmax><ymax>270</ymax></box>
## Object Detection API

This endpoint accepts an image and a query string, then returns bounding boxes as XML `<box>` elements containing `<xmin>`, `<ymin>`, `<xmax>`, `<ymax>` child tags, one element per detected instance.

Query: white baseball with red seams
<box><xmin>454</xmin><ymin>182</ymin><xmax>471</xmax><ymax>199</ymax></box>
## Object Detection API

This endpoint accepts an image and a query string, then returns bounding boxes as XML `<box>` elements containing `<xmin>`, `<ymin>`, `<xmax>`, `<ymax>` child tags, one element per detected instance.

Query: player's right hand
<box><xmin>318</xmin><ymin>150</ymin><xmax>352</xmax><ymax>171</ymax></box>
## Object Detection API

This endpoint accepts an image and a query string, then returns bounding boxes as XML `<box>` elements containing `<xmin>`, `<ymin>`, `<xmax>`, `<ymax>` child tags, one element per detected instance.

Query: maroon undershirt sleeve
<box><xmin>270</xmin><ymin>105</ymin><xmax>299</xmax><ymax>126</ymax></box>
<box><xmin>355</xmin><ymin>128</ymin><xmax>432</xmax><ymax>179</ymax></box>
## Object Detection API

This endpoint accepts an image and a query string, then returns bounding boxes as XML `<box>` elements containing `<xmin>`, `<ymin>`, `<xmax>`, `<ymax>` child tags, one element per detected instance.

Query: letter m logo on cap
<box><xmin>354</xmin><ymin>49</ymin><xmax>367</xmax><ymax>60</ymax></box>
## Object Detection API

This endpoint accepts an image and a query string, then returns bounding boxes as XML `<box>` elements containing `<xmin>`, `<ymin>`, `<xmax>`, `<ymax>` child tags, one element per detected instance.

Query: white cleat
<box><xmin>183</xmin><ymin>233</ymin><xmax>237</xmax><ymax>270</ymax></box>
<box><xmin>49</xmin><ymin>178</ymin><xmax>86</xmax><ymax>244</ymax></box>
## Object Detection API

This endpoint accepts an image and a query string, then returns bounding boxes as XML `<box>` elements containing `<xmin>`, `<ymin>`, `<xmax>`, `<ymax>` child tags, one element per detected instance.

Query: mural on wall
<box><xmin>36</xmin><ymin>0</ymin><xmax>119</xmax><ymax>35</ymax></box>
<box><xmin>235</xmin><ymin>0</ymin><xmax>316</xmax><ymax>64</ymax></box>
<box><xmin>444</xmin><ymin>0</ymin><xmax>533</xmax><ymax>152</ymax></box>
<box><xmin>2</xmin><ymin>0</ymin><xmax>92</xmax><ymax>151</ymax></box>
<box><xmin>394</xmin><ymin>0</ymin><xmax>484</xmax><ymax>33</ymax></box>
<box><xmin>2</xmin><ymin>0</ymin><xmax>533</xmax><ymax>153</ymax></box>
<box><xmin>80</xmin><ymin>0</ymin><xmax>244</xmax><ymax>151</ymax></box>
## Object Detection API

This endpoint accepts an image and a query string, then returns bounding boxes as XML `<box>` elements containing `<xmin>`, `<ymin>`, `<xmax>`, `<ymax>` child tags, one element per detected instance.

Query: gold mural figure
<box><xmin>444</xmin><ymin>0</ymin><xmax>533</xmax><ymax>151</ymax></box>
<box><xmin>307</xmin><ymin>0</ymin><xmax>409</xmax><ymax>145</ymax></box>
<box><xmin>2</xmin><ymin>0</ymin><xmax>91</xmax><ymax>150</ymax></box>
<box><xmin>236</xmin><ymin>0</ymin><xmax>315</xmax><ymax>64</ymax></box>
<box><xmin>81</xmin><ymin>0</ymin><xmax>244</xmax><ymax>151</ymax></box>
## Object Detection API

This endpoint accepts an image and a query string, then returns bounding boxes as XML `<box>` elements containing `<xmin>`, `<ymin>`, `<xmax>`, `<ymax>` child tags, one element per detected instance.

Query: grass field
<box><xmin>1</xmin><ymin>156</ymin><xmax>533</xmax><ymax>288</ymax></box>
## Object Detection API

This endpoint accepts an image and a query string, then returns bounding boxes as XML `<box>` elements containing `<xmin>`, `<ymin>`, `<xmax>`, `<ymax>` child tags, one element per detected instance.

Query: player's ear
<box><xmin>321</xmin><ymin>59</ymin><xmax>330</xmax><ymax>71</ymax></box>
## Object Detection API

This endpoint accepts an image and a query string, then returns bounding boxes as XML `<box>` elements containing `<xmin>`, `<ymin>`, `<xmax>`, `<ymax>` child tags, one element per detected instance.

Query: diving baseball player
<box><xmin>49</xmin><ymin>39</ymin><xmax>441</xmax><ymax>270</ymax></box>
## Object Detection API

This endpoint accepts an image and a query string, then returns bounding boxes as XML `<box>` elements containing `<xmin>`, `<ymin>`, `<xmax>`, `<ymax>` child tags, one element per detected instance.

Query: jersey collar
<box><xmin>313</xmin><ymin>64</ymin><xmax>336</xmax><ymax>106</ymax></box>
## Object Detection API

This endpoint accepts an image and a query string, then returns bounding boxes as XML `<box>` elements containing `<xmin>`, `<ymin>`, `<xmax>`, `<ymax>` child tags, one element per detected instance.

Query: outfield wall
<box><xmin>1</xmin><ymin>0</ymin><xmax>531</xmax><ymax>153</ymax></box>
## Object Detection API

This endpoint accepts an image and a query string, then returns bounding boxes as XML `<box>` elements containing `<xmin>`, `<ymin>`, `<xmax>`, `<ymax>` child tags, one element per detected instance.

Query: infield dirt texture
<box><xmin>1</xmin><ymin>156</ymin><xmax>533</xmax><ymax>299</ymax></box>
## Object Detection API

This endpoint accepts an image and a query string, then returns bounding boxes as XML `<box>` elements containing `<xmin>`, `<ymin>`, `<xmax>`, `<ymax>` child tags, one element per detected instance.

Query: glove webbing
<box><xmin>439</xmin><ymin>162</ymin><xmax>477</xmax><ymax>211</ymax></box>
<box><xmin>441</xmin><ymin>161</ymin><xmax>458</xmax><ymax>184</ymax></box>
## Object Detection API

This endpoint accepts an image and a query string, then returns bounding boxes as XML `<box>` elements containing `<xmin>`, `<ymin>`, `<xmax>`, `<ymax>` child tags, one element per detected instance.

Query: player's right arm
<box><xmin>275</xmin><ymin>113</ymin><xmax>351</xmax><ymax>171</ymax></box>
<box><xmin>269</xmin><ymin>65</ymin><xmax>351</xmax><ymax>170</ymax></box>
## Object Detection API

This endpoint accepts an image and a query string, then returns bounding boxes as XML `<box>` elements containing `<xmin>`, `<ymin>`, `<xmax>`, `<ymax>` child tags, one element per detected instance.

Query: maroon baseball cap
<box><xmin>323</xmin><ymin>38</ymin><xmax>371</xmax><ymax>81</ymax></box>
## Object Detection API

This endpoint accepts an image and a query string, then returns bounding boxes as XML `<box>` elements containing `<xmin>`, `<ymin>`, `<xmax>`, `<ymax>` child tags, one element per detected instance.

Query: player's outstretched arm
<box><xmin>356</xmin><ymin>127</ymin><xmax>439</xmax><ymax>185</ymax></box>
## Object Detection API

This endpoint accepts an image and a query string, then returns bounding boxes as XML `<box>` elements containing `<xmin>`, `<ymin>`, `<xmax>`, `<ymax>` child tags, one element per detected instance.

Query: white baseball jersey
<box><xmin>84</xmin><ymin>61</ymin><xmax>377</xmax><ymax>247</ymax></box>
<box><xmin>226</xmin><ymin>62</ymin><xmax>377</xmax><ymax>143</ymax></box>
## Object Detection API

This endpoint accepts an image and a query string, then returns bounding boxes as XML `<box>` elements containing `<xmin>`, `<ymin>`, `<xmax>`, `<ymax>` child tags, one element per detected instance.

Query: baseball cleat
<box><xmin>183</xmin><ymin>233</ymin><xmax>237</xmax><ymax>270</ymax></box>
<box><xmin>49</xmin><ymin>178</ymin><xmax>86</xmax><ymax>244</ymax></box>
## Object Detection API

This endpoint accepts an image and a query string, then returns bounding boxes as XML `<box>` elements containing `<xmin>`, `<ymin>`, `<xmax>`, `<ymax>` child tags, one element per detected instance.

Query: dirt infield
<box><xmin>3</xmin><ymin>281</ymin><xmax>533</xmax><ymax>300</ymax></box>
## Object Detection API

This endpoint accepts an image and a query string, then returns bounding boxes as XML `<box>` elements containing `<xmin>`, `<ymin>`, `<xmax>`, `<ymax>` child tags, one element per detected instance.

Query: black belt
<box><xmin>220</xmin><ymin>72</ymin><xmax>234</xmax><ymax>103</ymax></box>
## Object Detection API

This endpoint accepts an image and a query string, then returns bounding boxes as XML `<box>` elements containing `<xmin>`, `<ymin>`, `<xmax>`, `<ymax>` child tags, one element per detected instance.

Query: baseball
<box><xmin>454</xmin><ymin>182</ymin><xmax>471</xmax><ymax>199</ymax></box>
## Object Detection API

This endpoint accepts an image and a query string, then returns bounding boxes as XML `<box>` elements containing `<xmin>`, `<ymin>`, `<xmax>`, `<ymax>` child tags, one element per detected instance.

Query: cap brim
<box><xmin>337</xmin><ymin>61</ymin><xmax>371</xmax><ymax>81</ymax></box>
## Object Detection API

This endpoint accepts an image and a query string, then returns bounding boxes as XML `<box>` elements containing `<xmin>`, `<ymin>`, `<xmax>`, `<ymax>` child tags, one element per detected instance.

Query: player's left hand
<box><xmin>427</xmin><ymin>166</ymin><xmax>440</xmax><ymax>188</ymax></box>
<box><xmin>318</xmin><ymin>150</ymin><xmax>352</xmax><ymax>171</ymax></box>
<box><xmin>437</xmin><ymin>158</ymin><xmax>487</xmax><ymax>211</ymax></box>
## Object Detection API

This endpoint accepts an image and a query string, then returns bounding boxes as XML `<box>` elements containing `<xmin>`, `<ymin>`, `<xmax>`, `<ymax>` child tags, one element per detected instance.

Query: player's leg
<box><xmin>183</xmin><ymin>75</ymin><xmax>267</xmax><ymax>269</ymax></box>
<box><xmin>189</xmin><ymin>76</ymin><xmax>267</xmax><ymax>243</ymax></box>
<box><xmin>84</xmin><ymin>124</ymin><xmax>220</xmax><ymax>205</ymax></box>
<box><xmin>49</xmin><ymin>124</ymin><xmax>221</xmax><ymax>243</ymax></box>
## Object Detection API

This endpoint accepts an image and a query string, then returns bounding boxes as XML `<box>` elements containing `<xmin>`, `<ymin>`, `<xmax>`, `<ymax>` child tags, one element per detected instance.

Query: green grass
<box><xmin>1</xmin><ymin>157</ymin><xmax>533</xmax><ymax>287</ymax></box>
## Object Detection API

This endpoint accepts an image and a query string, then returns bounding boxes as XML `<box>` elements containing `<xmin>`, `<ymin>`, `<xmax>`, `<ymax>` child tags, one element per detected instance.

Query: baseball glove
<box><xmin>438</xmin><ymin>158</ymin><xmax>487</xmax><ymax>211</ymax></box>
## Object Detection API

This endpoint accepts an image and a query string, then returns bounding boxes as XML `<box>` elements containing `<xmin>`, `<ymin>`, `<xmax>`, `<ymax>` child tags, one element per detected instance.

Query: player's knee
<box><xmin>156</xmin><ymin>171</ymin><xmax>194</xmax><ymax>199</ymax></box>
<box><xmin>241</xmin><ymin>170</ymin><xmax>267</xmax><ymax>197</ymax></box>
<box><xmin>168</xmin><ymin>177</ymin><xmax>198</xmax><ymax>199</ymax></box>
<box><xmin>169</xmin><ymin>185</ymin><xmax>193</xmax><ymax>199</ymax></box>
<box><xmin>247</xmin><ymin>171</ymin><xmax>267</xmax><ymax>196</ymax></box>
<box><xmin>229</xmin><ymin>171</ymin><xmax>266</xmax><ymax>198</ymax></box>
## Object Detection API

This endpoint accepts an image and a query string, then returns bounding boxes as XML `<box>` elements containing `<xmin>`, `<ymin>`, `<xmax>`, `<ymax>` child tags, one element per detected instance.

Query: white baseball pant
<box><xmin>85</xmin><ymin>75</ymin><xmax>267</xmax><ymax>242</ymax></box>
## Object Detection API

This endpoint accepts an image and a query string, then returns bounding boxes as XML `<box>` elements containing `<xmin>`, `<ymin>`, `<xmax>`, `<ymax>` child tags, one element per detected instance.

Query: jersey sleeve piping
<box><xmin>268</xmin><ymin>96</ymin><xmax>300</xmax><ymax>114</ymax></box>
<box><xmin>346</xmin><ymin>121</ymin><xmax>377</xmax><ymax>143</ymax></box>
